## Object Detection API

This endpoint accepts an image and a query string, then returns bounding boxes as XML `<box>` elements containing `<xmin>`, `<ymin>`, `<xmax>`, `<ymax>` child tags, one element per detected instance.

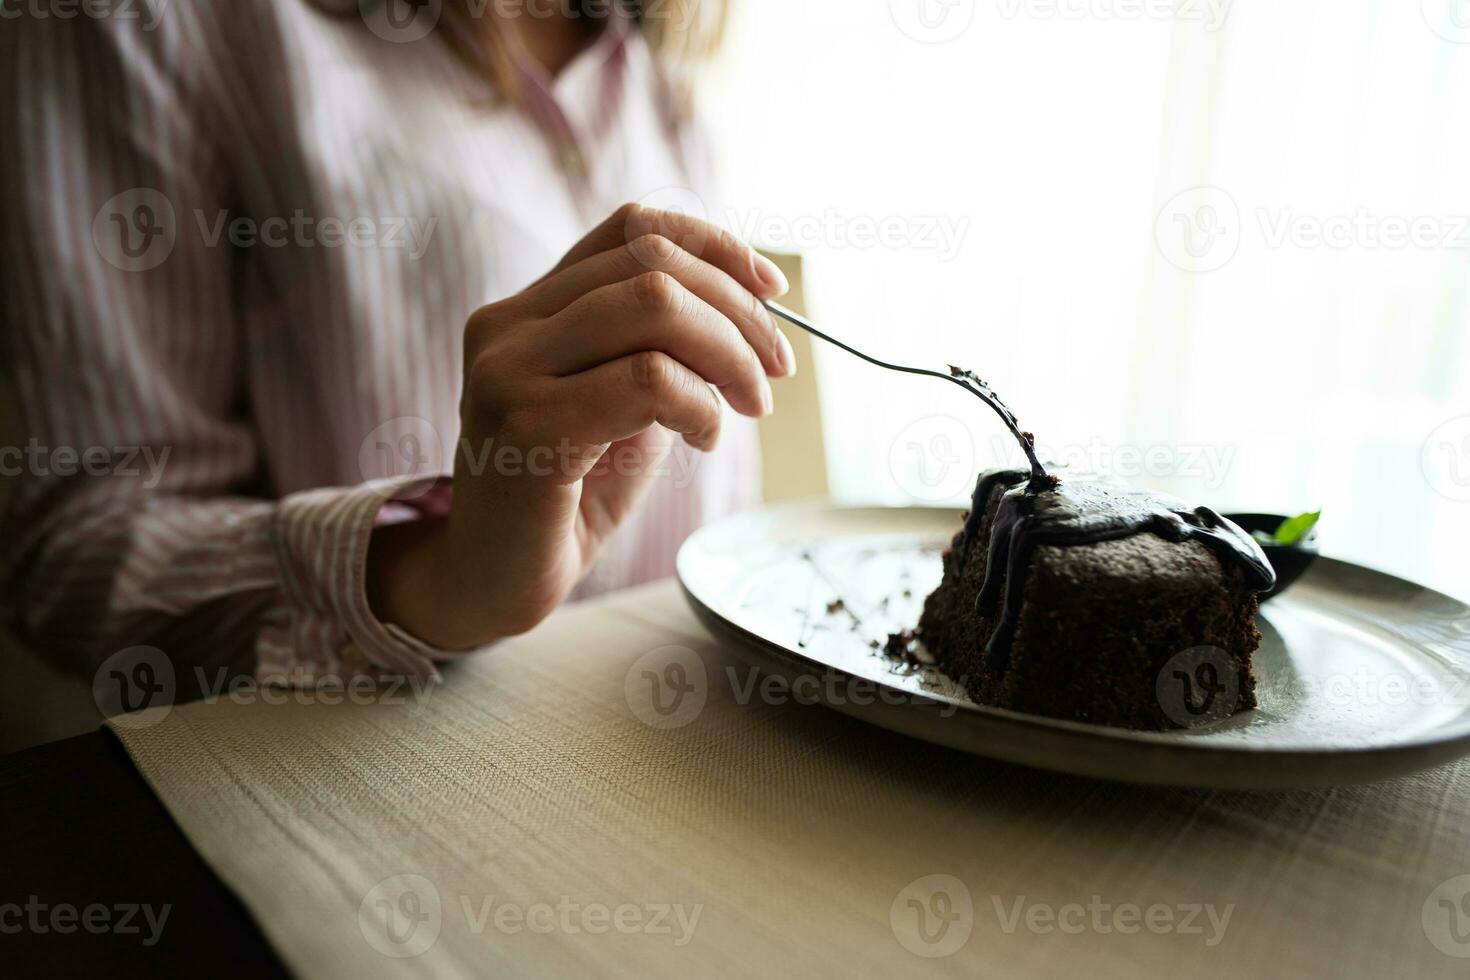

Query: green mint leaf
<box><xmin>1273</xmin><ymin>510</ymin><xmax>1321</xmax><ymax>546</ymax></box>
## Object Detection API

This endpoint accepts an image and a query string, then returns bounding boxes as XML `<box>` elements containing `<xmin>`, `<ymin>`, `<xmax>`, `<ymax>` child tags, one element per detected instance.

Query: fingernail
<box><xmin>753</xmin><ymin>253</ymin><xmax>790</xmax><ymax>297</ymax></box>
<box><xmin>761</xmin><ymin>380</ymin><xmax>775</xmax><ymax>416</ymax></box>
<box><xmin>774</xmin><ymin>328</ymin><xmax>797</xmax><ymax>377</ymax></box>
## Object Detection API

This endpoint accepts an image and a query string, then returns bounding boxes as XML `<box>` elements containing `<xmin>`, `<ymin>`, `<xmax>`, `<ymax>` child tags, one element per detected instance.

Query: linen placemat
<box><xmin>114</xmin><ymin>580</ymin><xmax>1470</xmax><ymax>978</ymax></box>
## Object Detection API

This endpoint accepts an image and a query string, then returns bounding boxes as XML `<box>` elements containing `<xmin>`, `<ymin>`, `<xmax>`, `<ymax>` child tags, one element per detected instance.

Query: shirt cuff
<box><xmin>257</xmin><ymin>474</ymin><xmax>457</xmax><ymax>684</ymax></box>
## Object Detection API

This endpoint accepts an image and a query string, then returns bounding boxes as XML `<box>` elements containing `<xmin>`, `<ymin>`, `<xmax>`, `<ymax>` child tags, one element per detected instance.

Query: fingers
<box><xmin>523</xmin><ymin>234</ymin><xmax>795</xmax><ymax>378</ymax></box>
<box><xmin>554</xmin><ymin>351</ymin><xmax>725</xmax><ymax>455</ymax></box>
<box><xmin>537</xmin><ymin>271</ymin><xmax>774</xmax><ymax>418</ymax></box>
<box><xmin>539</xmin><ymin>203</ymin><xmax>789</xmax><ymax>302</ymax></box>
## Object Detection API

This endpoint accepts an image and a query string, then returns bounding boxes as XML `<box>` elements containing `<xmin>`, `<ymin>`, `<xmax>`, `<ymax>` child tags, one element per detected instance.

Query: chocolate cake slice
<box><xmin>917</xmin><ymin>469</ymin><xmax>1274</xmax><ymax>730</ymax></box>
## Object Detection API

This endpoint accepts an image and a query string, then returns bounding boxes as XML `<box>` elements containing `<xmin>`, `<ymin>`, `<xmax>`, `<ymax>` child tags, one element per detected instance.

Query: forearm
<box><xmin>3</xmin><ymin>478</ymin><xmax>464</xmax><ymax>687</ymax></box>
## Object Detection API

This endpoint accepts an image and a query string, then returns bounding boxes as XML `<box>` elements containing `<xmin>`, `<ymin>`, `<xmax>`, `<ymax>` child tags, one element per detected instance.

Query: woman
<box><xmin>0</xmin><ymin>0</ymin><xmax>792</xmax><ymax>687</ymax></box>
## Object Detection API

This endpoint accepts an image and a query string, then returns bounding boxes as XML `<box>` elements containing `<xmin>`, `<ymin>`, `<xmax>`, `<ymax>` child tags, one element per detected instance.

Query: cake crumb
<box><xmin>883</xmin><ymin>629</ymin><xmax>920</xmax><ymax>665</ymax></box>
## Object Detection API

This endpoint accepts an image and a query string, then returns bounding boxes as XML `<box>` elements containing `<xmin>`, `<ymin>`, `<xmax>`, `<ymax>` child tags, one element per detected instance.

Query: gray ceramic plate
<box><xmin>676</xmin><ymin>502</ymin><xmax>1470</xmax><ymax>790</ymax></box>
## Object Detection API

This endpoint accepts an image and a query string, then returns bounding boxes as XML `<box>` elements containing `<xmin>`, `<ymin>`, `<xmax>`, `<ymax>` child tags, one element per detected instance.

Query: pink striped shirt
<box><xmin>0</xmin><ymin>0</ymin><xmax>760</xmax><ymax>686</ymax></box>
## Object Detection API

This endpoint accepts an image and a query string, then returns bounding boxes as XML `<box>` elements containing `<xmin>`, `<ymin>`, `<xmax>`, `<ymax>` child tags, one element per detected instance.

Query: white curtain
<box><xmin>703</xmin><ymin>0</ymin><xmax>1470</xmax><ymax>601</ymax></box>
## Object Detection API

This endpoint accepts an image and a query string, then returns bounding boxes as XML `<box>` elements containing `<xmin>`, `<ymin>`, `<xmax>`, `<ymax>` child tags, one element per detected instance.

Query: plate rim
<box><xmin>676</xmin><ymin>501</ymin><xmax>1470</xmax><ymax>789</ymax></box>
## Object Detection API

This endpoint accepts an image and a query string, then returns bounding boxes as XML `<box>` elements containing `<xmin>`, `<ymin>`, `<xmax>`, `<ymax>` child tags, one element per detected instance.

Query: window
<box><xmin>708</xmin><ymin>0</ymin><xmax>1470</xmax><ymax>601</ymax></box>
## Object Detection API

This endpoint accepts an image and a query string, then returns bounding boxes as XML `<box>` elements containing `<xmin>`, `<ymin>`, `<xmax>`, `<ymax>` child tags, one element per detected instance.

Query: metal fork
<box><xmin>762</xmin><ymin>300</ymin><xmax>1047</xmax><ymax>483</ymax></box>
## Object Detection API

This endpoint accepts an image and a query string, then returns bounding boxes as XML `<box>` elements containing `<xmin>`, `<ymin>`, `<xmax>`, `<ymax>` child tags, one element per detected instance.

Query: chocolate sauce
<box><xmin>946</xmin><ymin>365</ymin><xmax>1050</xmax><ymax>488</ymax></box>
<box><xmin>962</xmin><ymin>469</ymin><xmax>1276</xmax><ymax>673</ymax></box>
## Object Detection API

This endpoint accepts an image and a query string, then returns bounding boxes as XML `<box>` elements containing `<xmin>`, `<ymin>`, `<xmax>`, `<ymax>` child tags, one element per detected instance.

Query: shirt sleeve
<box><xmin>0</xmin><ymin>12</ymin><xmax>458</xmax><ymax>686</ymax></box>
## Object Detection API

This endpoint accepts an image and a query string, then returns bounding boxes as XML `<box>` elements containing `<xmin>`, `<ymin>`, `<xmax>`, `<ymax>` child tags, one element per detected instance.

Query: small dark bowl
<box><xmin>1222</xmin><ymin>512</ymin><xmax>1319</xmax><ymax>603</ymax></box>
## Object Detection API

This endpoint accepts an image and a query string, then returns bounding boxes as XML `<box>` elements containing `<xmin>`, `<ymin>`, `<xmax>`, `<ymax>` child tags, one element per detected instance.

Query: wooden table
<box><xmin>11</xmin><ymin>580</ymin><xmax>1470</xmax><ymax>978</ymax></box>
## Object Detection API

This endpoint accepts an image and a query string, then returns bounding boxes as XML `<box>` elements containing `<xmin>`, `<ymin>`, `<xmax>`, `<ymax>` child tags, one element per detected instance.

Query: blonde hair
<box><xmin>449</xmin><ymin>0</ymin><xmax>728</xmax><ymax>116</ymax></box>
<box><xmin>638</xmin><ymin>0</ymin><xmax>729</xmax><ymax>65</ymax></box>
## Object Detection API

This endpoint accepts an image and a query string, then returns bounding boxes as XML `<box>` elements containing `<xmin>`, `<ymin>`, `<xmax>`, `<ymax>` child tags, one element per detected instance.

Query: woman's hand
<box><xmin>368</xmin><ymin>204</ymin><xmax>794</xmax><ymax>650</ymax></box>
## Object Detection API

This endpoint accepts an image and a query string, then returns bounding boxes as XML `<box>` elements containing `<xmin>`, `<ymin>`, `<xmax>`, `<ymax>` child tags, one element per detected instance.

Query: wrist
<box><xmin>367</xmin><ymin>517</ymin><xmax>491</xmax><ymax>651</ymax></box>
